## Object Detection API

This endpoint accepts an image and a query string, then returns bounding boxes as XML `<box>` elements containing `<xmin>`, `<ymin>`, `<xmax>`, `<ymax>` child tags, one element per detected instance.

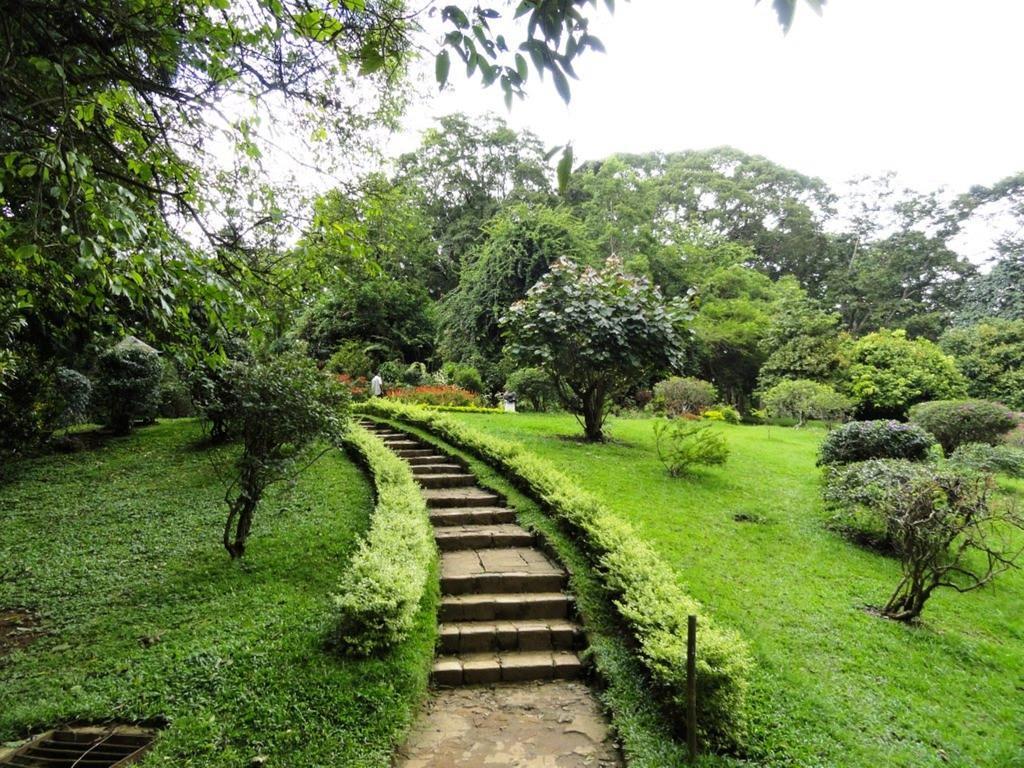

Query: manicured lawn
<box><xmin>446</xmin><ymin>412</ymin><xmax>1024</xmax><ymax>768</ymax></box>
<box><xmin>0</xmin><ymin>420</ymin><xmax>436</xmax><ymax>767</ymax></box>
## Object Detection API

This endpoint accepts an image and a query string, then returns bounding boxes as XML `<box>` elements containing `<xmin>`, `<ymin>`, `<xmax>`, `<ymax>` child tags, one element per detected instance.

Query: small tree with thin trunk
<box><xmin>221</xmin><ymin>355</ymin><xmax>348</xmax><ymax>558</ymax></box>
<box><xmin>503</xmin><ymin>257</ymin><xmax>687</xmax><ymax>441</ymax></box>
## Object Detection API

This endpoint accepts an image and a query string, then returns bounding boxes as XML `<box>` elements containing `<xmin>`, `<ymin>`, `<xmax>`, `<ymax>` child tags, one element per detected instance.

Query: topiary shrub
<box><xmin>378</xmin><ymin>359</ymin><xmax>405</xmax><ymax>388</ymax></box>
<box><xmin>505</xmin><ymin>367</ymin><xmax>557</xmax><ymax>411</ymax></box>
<box><xmin>949</xmin><ymin>442</ymin><xmax>1024</xmax><ymax>478</ymax></box>
<box><xmin>818</xmin><ymin>420</ymin><xmax>935</xmax><ymax>466</ymax></box>
<box><xmin>451</xmin><ymin>364</ymin><xmax>484</xmax><ymax>394</ymax></box>
<box><xmin>652</xmin><ymin>376</ymin><xmax>718</xmax><ymax>417</ymax></box>
<box><xmin>94</xmin><ymin>336</ymin><xmax>163</xmax><ymax>435</ymax></box>
<box><xmin>908</xmin><ymin>399</ymin><xmax>1017</xmax><ymax>456</ymax></box>
<box><xmin>401</xmin><ymin>361</ymin><xmax>428</xmax><ymax>385</ymax></box>
<box><xmin>653</xmin><ymin>419</ymin><xmax>729</xmax><ymax>476</ymax></box>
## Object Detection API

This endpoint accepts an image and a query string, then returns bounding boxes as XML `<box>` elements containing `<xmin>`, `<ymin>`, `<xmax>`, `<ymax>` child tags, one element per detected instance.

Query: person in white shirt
<box><xmin>370</xmin><ymin>372</ymin><xmax>383</xmax><ymax>397</ymax></box>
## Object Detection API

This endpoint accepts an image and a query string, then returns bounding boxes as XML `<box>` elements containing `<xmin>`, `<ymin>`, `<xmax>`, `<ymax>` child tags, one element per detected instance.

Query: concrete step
<box><xmin>435</xmin><ymin>524</ymin><xmax>535</xmax><ymax>551</ymax></box>
<box><xmin>423</xmin><ymin>487</ymin><xmax>502</xmax><ymax>508</ymax></box>
<box><xmin>430</xmin><ymin>507</ymin><xmax>518</xmax><ymax>526</ymax></box>
<box><xmin>417</xmin><ymin>473</ymin><xmax>477</xmax><ymax>489</ymax></box>
<box><xmin>438</xmin><ymin>619</ymin><xmax>584</xmax><ymax>654</ymax></box>
<box><xmin>405</xmin><ymin>454</ymin><xmax>455</xmax><ymax>466</ymax></box>
<box><xmin>439</xmin><ymin>592</ymin><xmax>573</xmax><ymax>622</ymax></box>
<box><xmin>431</xmin><ymin>650</ymin><xmax>583</xmax><ymax>686</ymax></box>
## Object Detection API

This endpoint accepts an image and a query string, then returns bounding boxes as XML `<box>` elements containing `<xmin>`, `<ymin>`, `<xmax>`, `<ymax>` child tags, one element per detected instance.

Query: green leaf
<box><xmin>551</xmin><ymin>66</ymin><xmax>571</xmax><ymax>104</ymax></box>
<box><xmin>436</xmin><ymin>50</ymin><xmax>451</xmax><ymax>87</ymax></box>
<box><xmin>515</xmin><ymin>53</ymin><xmax>528</xmax><ymax>80</ymax></box>
<box><xmin>556</xmin><ymin>145</ymin><xmax>574</xmax><ymax>193</ymax></box>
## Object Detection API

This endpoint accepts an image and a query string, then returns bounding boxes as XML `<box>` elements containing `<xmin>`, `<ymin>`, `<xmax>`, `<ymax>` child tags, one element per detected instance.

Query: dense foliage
<box><xmin>908</xmin><ymin>399</ymin><xmax>1018</xmax><ymax>456</ymax></box>
<box><xmin>761</xmin><ymin>379</ymin><xmax>853</xmax><ymax>426</ymax></box>
<box><xmin>94</xmin><ymin>337</ymin><xmax>163</xmax><ymax>435</ymax></box>
<box><xmin>818</xmin><ymin>420</ymin><xmax>935</xmax><ymax>466</ymax></box>
<box><xmin>652</xmin><ymin>376</ymin><xmax>719</xmax><ymax>417</ymax></box>
<box><xmin>940</xmin><ymin>319</ymin><xmax>1024</xmax><ymax>409</ymax></box>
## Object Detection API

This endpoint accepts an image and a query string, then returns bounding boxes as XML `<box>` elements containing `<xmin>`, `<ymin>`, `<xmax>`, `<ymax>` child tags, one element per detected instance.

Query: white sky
<box><xmin>388</xmin><ymin>0</ymin><xmax>1024</xmax><ymax>196</ymax></box>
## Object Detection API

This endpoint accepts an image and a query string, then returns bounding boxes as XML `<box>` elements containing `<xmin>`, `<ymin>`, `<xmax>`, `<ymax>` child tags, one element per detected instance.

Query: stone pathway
<box><xmin>358</xmin><ymin>420</ymin><xmax>622</xmax><ymax>767</ymax></box>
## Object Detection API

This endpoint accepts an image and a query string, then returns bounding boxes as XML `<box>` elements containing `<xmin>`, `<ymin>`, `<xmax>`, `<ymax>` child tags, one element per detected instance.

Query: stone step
<box><xmin>404</xmin><ymin>454</ymin><xmax>454</xmax><ymax>466</ymax></box>
<box><xmin>423</xmin><ymin>487</ymin><xmax>502</xmax><ymax>508</ymax></box>
<box><xmin>435</xmin><ymin>524</ymin><xmax>535</xmax><ymax>551</ymax></box>
<box><xmin>431</xmin><ymin>651</ymin><xmax>583</xmax><ymax>686</ymax></box>
<box><xmin>439</xmin><ymin>592</ymin><xmax>573</xmax><ymax>622</ymax></box>
<box><xmin>417</xmin><ymin>473</ymin><xmax>477</xmax><ymax>489</ymax></box>
<box><xmin>438</xmin><ymin>619</ymin><xmax>584</xmax><ymax>654</ymax></box>
<box><xmin>441</xmin><ymin>548</ymin><xmax>565</xmax><ymax>594</ymax></box>
<box><xmin>394</xmin><ymin>448</ymin><xmax>439</xmax><ymax>459</ymax></box>
<box><xmin>382</xmin><ymin>439</ymin><xmax>421</xmax><ymax>449</ymax></box>
<box><xmin>430</xmin><ymin>507</ymin><xmax>518</xmax><ymax>527</ymax></box>
<box><xmin>411</xmin><ymin>463</ymin><xmax>465</xmax><ymax>475</ymax></box>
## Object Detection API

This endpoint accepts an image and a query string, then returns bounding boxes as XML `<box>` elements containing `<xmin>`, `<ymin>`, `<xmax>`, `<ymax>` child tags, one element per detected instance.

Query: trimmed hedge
<box><xmin>334</xmin><ymin>426</ymin><xmax>436</xmax><ymax>655</ymax></box>
<box><xmin>358</xmin><ymin>399</ymin><xmax>752</xmax><ymax>752</ymax></box>
<box><xmin>818</xmin><ymin>420</ymin><xmax>935</xmax><ymax>466</ymax></box>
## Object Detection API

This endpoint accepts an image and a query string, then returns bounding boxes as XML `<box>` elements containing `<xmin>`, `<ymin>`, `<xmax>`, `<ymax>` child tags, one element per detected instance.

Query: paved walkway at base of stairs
<box><xmin>395</xmin><ymin>681</ymin><xmax>622</xmax><ymax>768</ymax></box>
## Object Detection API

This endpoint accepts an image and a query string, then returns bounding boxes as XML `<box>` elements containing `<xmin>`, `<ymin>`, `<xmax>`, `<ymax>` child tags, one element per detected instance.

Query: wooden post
<box><xmin>687</xmin><ymin>614</ymin><xmax>698</xmax><ymax>763</ymax></box>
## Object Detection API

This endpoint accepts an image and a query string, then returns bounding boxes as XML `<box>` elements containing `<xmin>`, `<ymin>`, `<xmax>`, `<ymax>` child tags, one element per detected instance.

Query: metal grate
<box><xmin>0</xmin><ymin>727</ymin><xmax>156</xmax><ymax>767</ymax></box>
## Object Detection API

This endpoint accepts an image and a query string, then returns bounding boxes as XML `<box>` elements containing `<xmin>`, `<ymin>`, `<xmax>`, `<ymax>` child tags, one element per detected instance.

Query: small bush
<box><xmin>505</xmin><ymin>367</ymin><xmax>557</xmax><ymax>411</ymax></box>
<box><xmin>908</xmin><ymin>399</ymin><xmax>1017</xmax><ymax>456</ymax></box>
<box><xmin>702</xmin><ymin>404</ymin><xmax>741</xmax><ymax>424</ymax></box>
<box><xmin>818</xmin><ymin>420</ymin><xmax>935</xmax><ymax>466</ymax></box>
<box><xmin>94</xmin><ymin>337</ymin><xmax>163</xmax><ymax>435</ymax></box>
<box><xmin>451</xmin><ymin>365</ymin><xmax>484</xmax><ymax>394</ymax></box>
<box><xmin>334</xmin><ymin>426</ymin><xmax>435</xmax><ymax>654</ymax></box>
<box><xmin>652</xmin><ymin>376</ymin><xmax>718</xmax><ymax>417</ymax></box>
<box><xmin>761</xmin><ymin>379</ymin><xmax>853</xmax><ymax>427</ymax></box>
<box><xmin>949</xmin><ymin>442</ymin><xmax>1024</xmax><ymax>478</ymax></box>
<box><xmin>653</xmin><ymin>420</ymin><xmax>730</xmax><ymax>476</ymax></box>
<box><xmin>54</xmin><ymin>367</ymin><xmax>92</xmax><ymax>428</ymax></box>
<box><xmin>327</xmin><ymin>341</ymin><xmax>374</xmax><ymax>378</ymax></box>
<box><xmin>378</xmin><ymin>359</ymin><xmax>405</xmax><ymax>387</ymax></box>
<box><xmin>824</xmin><ymin>459</ymin><xmax>1022</xmax><ymax>621</ymax></box>
<box><xmin>401</xmin><ymin>361</ymin><xmax>429</xmax><ymax>385</ymax></box>
<box><xmin>356</xmin><ymin>399</ymin><xmax>752</xmax><ymax>751</ymax></box>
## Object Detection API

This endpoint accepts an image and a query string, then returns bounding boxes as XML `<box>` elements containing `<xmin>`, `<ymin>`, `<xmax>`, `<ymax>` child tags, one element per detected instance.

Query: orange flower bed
<box><xmin>385</xmin><ymin>384</ymin><xmax>482</xmax><ymax>408</ymax></box>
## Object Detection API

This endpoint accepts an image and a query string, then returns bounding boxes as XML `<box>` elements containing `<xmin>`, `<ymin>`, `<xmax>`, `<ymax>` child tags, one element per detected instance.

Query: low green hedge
<box><xmin>423</xmin><ymin>404</ymin><xmax>504</xmax><ymax>414</ymax></box>
<box><xmin>334</xmin><ymin>425</ymin><xmax>436</xmax><ymax>655</ymax></box>
<box><xmin>358</xmin><ymin>400</ymin><xmax>752</xmax><ymax>751</ymax></box>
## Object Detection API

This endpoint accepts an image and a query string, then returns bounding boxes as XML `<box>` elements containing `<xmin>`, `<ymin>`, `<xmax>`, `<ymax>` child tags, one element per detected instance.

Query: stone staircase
<box><xmin>359</xmin><ymin>419</ymin><xmax>586</xmax><ymax>686</ymax></box>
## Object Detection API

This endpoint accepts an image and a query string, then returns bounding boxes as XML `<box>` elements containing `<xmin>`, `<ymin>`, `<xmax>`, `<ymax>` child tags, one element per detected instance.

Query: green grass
<box><xmin>443</xmin><ymin>412</ymin><xmax>1024</xmax><ymax>768</ymax></box>
<box><xmin>0</xmin><ymin>419</ymin><xmax>437</xmax><ymax>767</ymax></box>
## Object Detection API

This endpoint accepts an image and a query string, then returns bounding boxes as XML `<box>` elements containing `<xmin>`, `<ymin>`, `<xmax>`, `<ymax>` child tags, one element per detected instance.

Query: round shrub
<box><xmin>818</xmin><ymin>419</ymin><xmax>935</xmax><ymax>466</ymax></box>
<box><xmin>506</xmin><ymin>367</ymin><xmax>557</xmax><ymax>411</ymax></box>
<box><xmin>949</xmin><ymin>442</ymin><xmax>1024</xmax><ymax>478</ymax></box>
<box><xmin>652</xmin><ymin>376</ymin><xmax>718</xmax><ymax>417</ymax></box>
<box><xmin>94</xmin><ymin>336</ymin><xmax>163</xmax><ymax>435</ymax></box>
<box><xmin>761</xmin><ymin>379</ymin><xmax>853</xmax><ymax>427</ymax></box>
<box><xmin>378</xmin><ymin>359</ymin><xmax>404</xmax><ymax>387</ymax></box>
<box><xmin>401</xmin><ymin>361</ymin><xmax>428</xmax><ymax>385</ymax></box>
<box><xmin>908</xmin><ymin>399</ymin><xmax>1017</xmax><ymax>456</ymax></box>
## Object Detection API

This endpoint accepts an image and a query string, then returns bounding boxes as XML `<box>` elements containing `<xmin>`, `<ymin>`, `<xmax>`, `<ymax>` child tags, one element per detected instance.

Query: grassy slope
<box><xmin>446</xmin><ymin>412</ymin><xmax>1024</xmax><ymax>768</ymax></box>
<box><xmin>0</xmin><ymin>420</ymin><xmax>437</xmax><ymax>767</ymax></box>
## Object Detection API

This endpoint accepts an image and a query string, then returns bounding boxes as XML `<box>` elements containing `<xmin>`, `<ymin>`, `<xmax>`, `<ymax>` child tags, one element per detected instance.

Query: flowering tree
<box><xmin>503</xmin><ymin>258</ymin><xmax>687</xmax><ymax>441</ymax></box>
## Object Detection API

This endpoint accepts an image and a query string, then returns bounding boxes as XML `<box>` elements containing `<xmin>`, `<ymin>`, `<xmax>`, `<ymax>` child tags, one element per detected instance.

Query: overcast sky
<box><xmin>387</xmin><ymin>0</ymin><xmax>1024</xmax><ymax>196</ymax></box>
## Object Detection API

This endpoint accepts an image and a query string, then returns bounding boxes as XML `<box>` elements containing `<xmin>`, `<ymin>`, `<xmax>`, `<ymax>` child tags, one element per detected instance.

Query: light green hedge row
<box><xmin>334</xmin><ymin>425</ymin><xmax>436</xmax><ymax>655</ymax></box>
<box><xmin>357</xmin><ymin>400</ymin><xmax>753</xmax><ymax>751</ymax></box>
